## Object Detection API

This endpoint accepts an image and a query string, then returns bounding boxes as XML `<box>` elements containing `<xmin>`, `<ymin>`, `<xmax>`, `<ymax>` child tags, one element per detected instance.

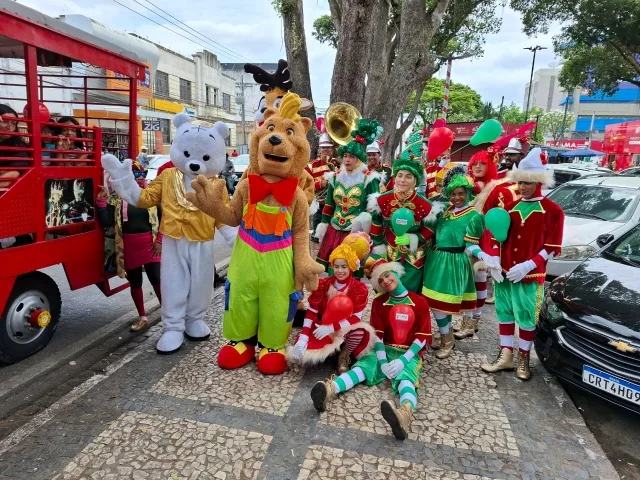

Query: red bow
<box><xmin>248</xmin><ymin>174</ymin><xmax>298</xmax><ymax>206</ymax></box>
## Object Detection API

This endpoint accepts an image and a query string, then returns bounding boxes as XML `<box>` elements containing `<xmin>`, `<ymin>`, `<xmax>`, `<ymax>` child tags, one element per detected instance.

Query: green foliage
<box><xmin>511</xmin><ymin>0</ymin><xmax>640</xmax><ymax>92</ymax></box>
<box><xmin>312</xmin><ymin>15</ymin><xmax>338</xmax><ymax>48</ymax></box>
<box><xmin>406</xmin><ymin>78</ymin><xmax>483</xmax><ymax>126</ymax></box>
<box><xmin>538</xmin><ymin>110</ymin><xmax>575</xmax><ymax>142</ymax></box>
<box><xmin>272</xmin><ymin>0</ymin><xmax>295</xmax><ymax>17</ymax></box>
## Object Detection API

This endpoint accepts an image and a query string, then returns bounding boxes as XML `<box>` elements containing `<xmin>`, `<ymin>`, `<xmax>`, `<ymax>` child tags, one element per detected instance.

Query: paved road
<box><xmin>0</xmin><ymin>235</ymin><xmax>232</xmax><ymax>385</ymax></box>
<box><xmin>563</xmin><ymin>384</ymin><xmax>640</xmax><ymax>479</ymax></box>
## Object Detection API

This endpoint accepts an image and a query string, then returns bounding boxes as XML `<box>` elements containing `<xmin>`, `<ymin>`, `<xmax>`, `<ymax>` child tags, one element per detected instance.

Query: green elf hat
<box><xmin>338</xmin><ymin>118</ymin><xmax>381</xmax><ymax>163</ymax></box>
<box><xmin>393</xmin><ymin>129</ymin><xmax>426</xmax><ymax>185</ymax></box>
<box><xmin>442</xmin><ymin>164</ymin><xmax>474</xmax><ymax>196</ymax></box>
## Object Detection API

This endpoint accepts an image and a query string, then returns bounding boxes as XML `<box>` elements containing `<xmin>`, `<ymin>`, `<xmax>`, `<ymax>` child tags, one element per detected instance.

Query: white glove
<box><xmin>381</xmin><ymin>359</ymin><xmax>403</xmax><ymax>379</ymax></box>
<box><xmin>478</xmin><ymin>251</ymin><xmax>501</xmax><ymax>270</ymax></box>
<box><xmin>506</xmin><ymin>260</ymin><xmax>536</xmax><ymax>283</ymax></box>
<box><xmin>293</xmin><ymin>335</ymin><xmax>309</xmax><ymax>360</ymax></box>
<box><xmin>313</xmin><ymin>324</ymin><xmax>334</xmax><ymax>340</ymax></box>
<box><xmin>101</xmin><ymin>154</ymin><xmax>132</xmax><ymax>181</ymax></box>
<box><xmin>490</xmin><ymin>267</ymin><xmax>504</xmax><ymax>283</ymax></box>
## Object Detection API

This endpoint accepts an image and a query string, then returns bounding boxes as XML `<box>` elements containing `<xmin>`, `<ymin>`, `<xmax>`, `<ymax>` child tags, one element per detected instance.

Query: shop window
<box><xmin>225</xmin><ymin>135</ymin><xmax>231</xmax><ymax>147</ymax></box>
<box><xmin>160</xmin><ymin>118</ymin><xmax>170</xmax><ymax>144</ymax></box>
<box><xmin>180</xmin><ymin>78</ymin><xmax>192</xmax><ymax>103</ymax></box>
<box><xmin>223</xmin><ymin>93</ymin><xmax>231</xmax><ymax>113</ymax></box>
<box><xmin>155</xmin><ymin>71</ymin><xmax>169</xmax><ymax>98</ymax></box>
<box><xmin>206</xmin><ymin>85</ymin><xmax>218</xmax><ymax>106</ymax></box>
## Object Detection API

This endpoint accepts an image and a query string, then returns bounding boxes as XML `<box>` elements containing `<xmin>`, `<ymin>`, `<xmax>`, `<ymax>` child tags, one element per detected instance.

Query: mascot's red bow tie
<box><xmin>249</xmin><ymin>174</ymin><xmax>298</xmax><ymax>206</ymax></box>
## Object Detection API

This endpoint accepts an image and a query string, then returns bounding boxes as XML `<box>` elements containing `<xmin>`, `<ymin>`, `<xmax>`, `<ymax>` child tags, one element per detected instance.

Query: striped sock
<box><xmin>499</xmin><ymin>322</ymin><xmax>515</xmax><ymax>351</ymax></box>
<box><xmin>474</xmin><ymin>271</ymin><xmax>487</xmax><ymax>317</ymax></box>
<box><xmin>434</xmin><ymin>313</ymin><xmax>452</xmax><ymax>335</ymax></box>
<box><xmin>398</xmin><ymin>380</ymin><xmax>417</xmax><ymax>410</ymax></box>
<box><xmin>518</xmin><ymin>327</ymin><xmax>536</xmax><ymax>354</ymax></box>
<box><xmin>332</xmin><ymin>366</ymin><xmax>366</xmax><ymax>393</ymax></box>
<box><xmin>343</xmin><ymin>329</ymin><xmax>365</xmax><ymax>354</ymax></box>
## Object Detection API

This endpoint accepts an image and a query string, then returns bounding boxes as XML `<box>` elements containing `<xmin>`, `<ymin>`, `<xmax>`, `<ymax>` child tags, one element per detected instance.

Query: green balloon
<box><xmin>391</xmin><ymin>208</ymin><xmax>414</xmax><ymax>238</ymax></box>
<box><xmin>470</xmin><ymin>119</ymin><xmax>503</xmax><ymax>146</ymax></box>
<box><xmin>484</xmin><ymin>207</ymin><xmax>511</xmax><ymax>242</ymax></box>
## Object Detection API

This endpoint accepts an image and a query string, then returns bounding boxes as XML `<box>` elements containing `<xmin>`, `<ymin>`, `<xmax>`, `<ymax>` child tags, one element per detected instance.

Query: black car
<box><xmin>536</xmin><ymin>225</ymin><xmax>640</xmax><ymax>414</ymax></box>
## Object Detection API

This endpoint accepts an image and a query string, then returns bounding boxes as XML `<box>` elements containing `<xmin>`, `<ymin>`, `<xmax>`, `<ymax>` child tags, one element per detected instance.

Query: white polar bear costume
<box><xmin>101</xmin><ymin>113</ymin><xmax>237</xmax><ymax>353</ymax></box>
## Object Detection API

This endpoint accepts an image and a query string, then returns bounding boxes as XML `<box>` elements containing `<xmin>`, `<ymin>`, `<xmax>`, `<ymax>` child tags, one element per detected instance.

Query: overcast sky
<box><xmin>21</xmin><ymin>0</ymin><xmax>562</xmax><ymax>111</ymax></box>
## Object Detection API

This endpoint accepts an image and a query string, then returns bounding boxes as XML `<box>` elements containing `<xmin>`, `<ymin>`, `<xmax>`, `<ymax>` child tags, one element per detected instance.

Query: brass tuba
<box><xmin>324</xmin><ymin>102</ymin><xmax>361</xmax><ymax>145</ymax></box>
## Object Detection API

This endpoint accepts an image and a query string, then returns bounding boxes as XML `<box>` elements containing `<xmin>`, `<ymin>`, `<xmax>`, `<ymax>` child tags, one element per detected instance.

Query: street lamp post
<box><xmin>524</xmin><ymin>45</ymin><xmax>547</xmax><ymax>122</ymax></box>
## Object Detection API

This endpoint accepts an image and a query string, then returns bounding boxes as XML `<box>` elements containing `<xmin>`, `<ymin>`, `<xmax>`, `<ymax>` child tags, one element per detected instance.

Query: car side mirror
<box><xmin>597</xmin><ymin>234</ymin><xmax>614</xmax><ymax>247</ymax></box>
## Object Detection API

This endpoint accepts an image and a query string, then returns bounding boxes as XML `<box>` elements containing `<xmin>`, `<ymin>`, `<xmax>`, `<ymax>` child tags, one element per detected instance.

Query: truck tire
<box><xmin>0</xmin><ymin>272</ymin><xmax>61</xmax><ymax>364</ymax></box>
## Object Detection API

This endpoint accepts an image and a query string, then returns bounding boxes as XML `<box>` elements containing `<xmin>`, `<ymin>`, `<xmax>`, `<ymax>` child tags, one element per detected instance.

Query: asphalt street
<box><xmin>0</xmin><ymin>235</ymin><xmax>233</xmax><ymax>391</ymax></box>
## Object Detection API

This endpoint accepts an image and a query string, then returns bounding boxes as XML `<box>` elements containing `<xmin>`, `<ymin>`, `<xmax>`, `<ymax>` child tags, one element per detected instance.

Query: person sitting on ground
<box><xmin>96</xmin><ymin>168</ymin><xmax>163</xmax><ymax>332</ymax></box>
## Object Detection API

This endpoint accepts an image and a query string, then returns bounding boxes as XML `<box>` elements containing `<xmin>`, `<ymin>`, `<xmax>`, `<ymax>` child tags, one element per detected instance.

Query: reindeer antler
<box><xmin>244</xmin><ymin>59</ymin><xmax>293</xmax><ymax>93</ymax></box>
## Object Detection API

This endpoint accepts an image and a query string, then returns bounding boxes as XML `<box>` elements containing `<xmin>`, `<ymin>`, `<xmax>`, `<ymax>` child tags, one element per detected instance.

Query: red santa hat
<box><xmin>369</xmin><ymin>258</ymin><xmax>405</xmax><ymax>293</ymax></box>
<box><xmin>507</xmin><ymin>147</ymin><xmax>554</xmax><ymax>187</ymax></box>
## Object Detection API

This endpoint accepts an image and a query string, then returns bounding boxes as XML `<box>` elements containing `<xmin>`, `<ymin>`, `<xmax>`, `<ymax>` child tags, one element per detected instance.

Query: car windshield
<box><xmin>608</xmin><ymin>228</ymin><xmax>640</xmax><ymax>266</ymax></box>
<box><xmin>548</xmin><ymin>184</ymin><xmax>640</xmax><ymax>222</ymax></box>
<box><xmin>233</xmin><ymin>155</ymin><xmax>249</xmax><ymax>166</ymax></box>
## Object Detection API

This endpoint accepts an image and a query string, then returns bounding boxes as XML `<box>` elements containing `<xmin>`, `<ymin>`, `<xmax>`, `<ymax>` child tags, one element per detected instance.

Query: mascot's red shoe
<box><xmin>217</xmin><ymin>341</ymin><xmax>255</xmax><ymax>369</ymax></box>
<box><xmin>257</xmin><ymin>348</ymin><xmax>287</xmax><ymax>375</ymax></box>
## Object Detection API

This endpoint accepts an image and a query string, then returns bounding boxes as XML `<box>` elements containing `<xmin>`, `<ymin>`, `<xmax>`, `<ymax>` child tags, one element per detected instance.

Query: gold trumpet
<box><xmin>325</xmin><ymin>102</ymin><xmax>361</xmax><ymax>145</ymax></box>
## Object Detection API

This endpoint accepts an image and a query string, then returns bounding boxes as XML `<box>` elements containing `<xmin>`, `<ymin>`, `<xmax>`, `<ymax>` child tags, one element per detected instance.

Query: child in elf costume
<box><xmin>310</xmin><ymin>259</ymin><xmax>432</xmax><ymax>441</ymax></box>
<box><xmin>480</xmin><ymin>148</ymin><xmax>564</xmax><ymax>380</ymax></box>
<box><xmin>422</xmin><ymin>167</ymin><xmax>493</xmax><ymax>359</ymax></box>
<box><xmin>288</xmin><ymin>233</ymin><xmax>377</xmax><ymax>373</ymax></box>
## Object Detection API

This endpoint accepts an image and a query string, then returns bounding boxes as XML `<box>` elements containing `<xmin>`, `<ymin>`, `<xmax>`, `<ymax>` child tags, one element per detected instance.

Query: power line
<box><xmin>109</xmin><ymin>0</ymin><xmax>245</xmax><ymax>63</ymax></box>
<box><xmin>131</xmin><ymin>0</ymin><xmax>250</xmax><ymax>62</ymax></box>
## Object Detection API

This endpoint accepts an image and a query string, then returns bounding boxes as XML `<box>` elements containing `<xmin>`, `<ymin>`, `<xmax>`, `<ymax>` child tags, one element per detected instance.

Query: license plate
<box><xmin>582</xmin><ymin>365</ymin><xmax>640</xmax><ymax>406</ymax></box>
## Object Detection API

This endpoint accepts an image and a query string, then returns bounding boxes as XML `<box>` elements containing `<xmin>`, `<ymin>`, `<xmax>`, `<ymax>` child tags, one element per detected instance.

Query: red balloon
<box><xmin>322</xmin><ymin>295</ymin><xmax>354</xmax><ymax>325</ymax></box>
<box><xmin>388</xmin><ymin>304</ymin><xmax>415</xmax><ymax>345</ymax></box>
<box><xmin>22</xmin><ymin>102</ymin><xmax>50</xmax><ymax>123</ymax></box>
<box><xmin>427</xmin><ymin>127</ymin><xmax>455</xmax><ymax>160</ymax></box>
<box><xmin>315</xmin><ymin>117</ymin><xmax>325</xmax><ymax>133</ymax></box>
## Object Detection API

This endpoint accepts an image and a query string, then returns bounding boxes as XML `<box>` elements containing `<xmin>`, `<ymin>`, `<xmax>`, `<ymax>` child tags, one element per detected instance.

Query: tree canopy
<box><xmin>538</xmin><ymin>110</ymin><xmax>575</xmax><ymax>142</ymax></box>
<box><xmin>405</xmin><ymin>78</ymin><xmax>483</xmax><ymax>126</ymax></box>
<box><xmin>510</xmin><ymin>0</ymin><xmax>640</xmax><ymax>94</ymax></box>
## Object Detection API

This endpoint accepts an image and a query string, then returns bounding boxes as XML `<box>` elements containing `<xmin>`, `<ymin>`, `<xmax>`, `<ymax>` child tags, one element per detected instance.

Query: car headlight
<box><xmin>556</xmin><ymin>245</ymin><xmax>596</xmax><ymax>261</ymax></box>
<box><xmin>541</xmin><ymin>289</ymin><xmax>565</xmax><ymax>327</ymax></box>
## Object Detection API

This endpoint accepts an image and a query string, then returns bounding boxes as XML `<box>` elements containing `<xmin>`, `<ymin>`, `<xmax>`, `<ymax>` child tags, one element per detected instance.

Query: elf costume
<box><xmin>480</xmin><ymin>148</ymin><xmax>564</xmax><ymax>380</ymax></box>
<box><xmin>310</xmin><ymin>260</ymin><xmax>432</xmax><ymax>440</ymax></box>
<box><xmin>315</xmin><ymin>119</ymin><xmax>383</xmax><ymax>273</ymax></box>
<box><xmin>422</xmin><ymin>167</ymin><xmax>487</xmax><ymax>359</ymax></box>
<box><xmin>287</xmin><ymin>236</ymin><xmax>376</xmax><ymax>373</ymax></box>
<box><xmin>368</xmin><ymin>130</ymin><xmax>434</xmax><ymax>293</ymax></box>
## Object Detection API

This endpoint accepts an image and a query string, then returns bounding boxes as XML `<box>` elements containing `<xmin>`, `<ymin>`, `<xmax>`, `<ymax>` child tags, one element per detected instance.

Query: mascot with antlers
<box><xmin>186</xmin><ymin>92</ymin><xmax>324</xmax><ymax>375</ymax></box>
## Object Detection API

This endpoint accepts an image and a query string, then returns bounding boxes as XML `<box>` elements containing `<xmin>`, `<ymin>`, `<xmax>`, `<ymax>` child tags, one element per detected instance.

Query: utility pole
<box><xmin>559</xmin><ymin>89</ymin><xmax>573</xmax><ymax>145</ymax></box>
<box><xmin>498</xmin><ymin>96</ymin><xmax>505</xmax><ymax>121</ymax></box>
<box><xmin>235</xmin><ymin>75</ymin><xmax>251</xmax><ymax>151</ymax></box>
<box><xmin>523</xmin><ymin>45</ymin><xmax>547</xmax><ymax>122</ymax></box>
<box><xmin>587</xmin><ymin>112</ymin><xmax>596</xmax><ymax>149</ymax></box>
<box><xmin>442</xmin><ymin>56</ymin><xmax>453</xmax><ymax>121</ymax></box>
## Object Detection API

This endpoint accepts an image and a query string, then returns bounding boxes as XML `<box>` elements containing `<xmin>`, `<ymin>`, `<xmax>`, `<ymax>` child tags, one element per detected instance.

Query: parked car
<box><xmin>231</xmin><ymin>154</ymin><xmax>250</xmax><ymax>187</ymax></box>
<box><xmin>542</xmin><ymin>163</ymin><xmax>615</xmax><ymax>195</ymax></box>
<box><xmin>536</xmin><ymin>224</ymin><xmax>640</xmax><ymax>414</ymax></box>
<box><xmin>620</xmin><ymin>166</ymin><xmax>640</xmax><ymax>176</ymax></box>
<box><xmin>546</xmin><ymin>176</ymin><xmax>640</xmax><ymax>279</ymax></box>
<box><xmin>144</xmin><ymin>154</ymin><xmax>172</xmax><ymax>182</ymax></box>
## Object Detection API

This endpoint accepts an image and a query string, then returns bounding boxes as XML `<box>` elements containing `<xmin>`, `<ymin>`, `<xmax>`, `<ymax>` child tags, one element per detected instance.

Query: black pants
<box><xmin>312</xmin><ymin>206</ymin><xmax>323</xmax><ymax>236</ymax></box>
<box><xmin>126</xmin><ymin>262</ymin><xmax>161</xmax><ymax>288</ymax></box>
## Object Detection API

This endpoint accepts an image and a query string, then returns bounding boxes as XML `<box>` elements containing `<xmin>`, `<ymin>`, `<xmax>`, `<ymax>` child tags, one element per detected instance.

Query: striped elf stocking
<box><xmin>518</xmin><ymin>327</ymin><xmax>536</xmax><ymax>354</ymax></box>
<box><xmin>474</xmin><ymin>270</ymin><xmax>488</xmax><ymax>318</ymax></box>
<box><xmin>499</xmin><ymin>322</ymin><xmax>515</xmax><ymax>351</ymax></box>
<box><xmin>433</xmin><ymin>311</ymin><xmax>452</xmax><ymax>335</ymax></box>
<box><xmin>332</xmin><ymin>367</ymin><xmax>366</xmax><ymax>394</ymax></box>
<box><xmin>398</xmin><ymin>380</ymin><xmax>418</xmax><ymax>410</ymax></box>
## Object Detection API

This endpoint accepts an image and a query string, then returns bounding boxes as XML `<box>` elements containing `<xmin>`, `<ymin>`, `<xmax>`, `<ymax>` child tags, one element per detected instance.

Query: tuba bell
<box><xmin>324</xmin><ymin>102</ymin><xmax>361</xmax><ymax>145</ymax></box>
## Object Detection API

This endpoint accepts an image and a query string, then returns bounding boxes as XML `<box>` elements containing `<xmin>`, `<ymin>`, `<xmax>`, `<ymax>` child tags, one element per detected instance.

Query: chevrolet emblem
<box><xmin>608</xmin><ymin>340</ymin><xmax>637</xmax><ymax>353</ymax></box>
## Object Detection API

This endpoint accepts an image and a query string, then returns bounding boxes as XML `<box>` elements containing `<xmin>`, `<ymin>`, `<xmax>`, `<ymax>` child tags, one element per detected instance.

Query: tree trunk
<box><xmin>282</xmin><ymin>0</ymin><xmax>319</xmax><ymax>157</ymax></box>
<box><xmin>329</xmin><ymin>0</ymin><xmax>377</xmax><ymax>111</ymax></box>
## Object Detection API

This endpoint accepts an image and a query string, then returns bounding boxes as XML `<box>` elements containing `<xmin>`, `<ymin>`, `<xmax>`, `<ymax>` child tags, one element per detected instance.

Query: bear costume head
<box><xmin>250</xmin><ymin>93</ymin><xmax>312</xmax><ymax>179</ymax></box>
<box><xmin>170</xmin><ymin>113</ymin><xmax>230</xmax><ymax>179</ymax></box>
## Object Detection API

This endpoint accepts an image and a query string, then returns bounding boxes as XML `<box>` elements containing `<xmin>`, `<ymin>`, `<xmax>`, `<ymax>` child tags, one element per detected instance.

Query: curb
<box><xmin>0</xmin><ymin>257</ymin><xmax>231</xmax><ymax>406</ymax></box>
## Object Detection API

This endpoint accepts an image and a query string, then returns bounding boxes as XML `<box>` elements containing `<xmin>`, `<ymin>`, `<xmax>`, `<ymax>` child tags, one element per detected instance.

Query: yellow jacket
<box><xmin>138</xmin><ymin>168</ymin><xmax>228</xmax><ymax>242</ymax></box>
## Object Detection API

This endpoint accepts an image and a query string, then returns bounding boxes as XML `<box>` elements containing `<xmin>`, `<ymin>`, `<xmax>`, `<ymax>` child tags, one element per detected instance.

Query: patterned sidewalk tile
<box><xmin>53</xmin><ymin>411</ymin><xmax>271</xmax><ymax>480</ymax></box>
<box><xmin>318</xmin><ymin>350</ymin><xmax>518</xmax><ymax>456</ymax></box>
<box><xmin>298</xmin><ymin>445</ymin><xmax>498</xmax><ymax>480</ymax></box>
<box><xmin>152</xmin><ymin>328</ymin><xmax>305</xmax><ymax>416</ymax></box>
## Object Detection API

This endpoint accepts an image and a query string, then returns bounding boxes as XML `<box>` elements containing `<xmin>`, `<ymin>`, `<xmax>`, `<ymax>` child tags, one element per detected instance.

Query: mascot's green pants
<box><xmin>218</xmin><ymin>203</ymin><xmax>300</xmax><ymax>375</ymax></box>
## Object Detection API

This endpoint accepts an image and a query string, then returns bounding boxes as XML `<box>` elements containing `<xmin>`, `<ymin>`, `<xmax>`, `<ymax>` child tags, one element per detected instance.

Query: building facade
<box><xmin>523</xmin><ymin>68</ymin><xmax>564</xmax><ymax>113</ymax></box>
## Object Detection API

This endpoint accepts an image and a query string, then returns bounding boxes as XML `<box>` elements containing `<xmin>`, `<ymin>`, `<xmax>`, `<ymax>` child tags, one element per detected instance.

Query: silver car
<box><xmin>542</xmin><ymin>163</ymin><xmax>615</xmax><ymax>196</ymax></box>
<box><xmin>546</xmin><ymin>176</ymin><xmax>640</xmax><ymax>278</ymax></box>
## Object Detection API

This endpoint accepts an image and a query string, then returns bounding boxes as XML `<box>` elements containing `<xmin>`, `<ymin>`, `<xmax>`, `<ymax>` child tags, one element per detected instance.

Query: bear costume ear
<box><xmin>263</xmin><ymin>107</ymin><xmax>278</xmax><ymax>123</ymax></box>
<box><xmin>300</xmin><ymin>117</ymin><xmax>312</xmax><ymax>133</ymax></box>
<box><xmin>173</xmin><ymin>113</ymin><xmax>191</xmax><ymax>128</ymax></box>
<box><xmin>212</xmin><ymin>121</ymin><xmax>230</xmax><ymax>139</ymax></box>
